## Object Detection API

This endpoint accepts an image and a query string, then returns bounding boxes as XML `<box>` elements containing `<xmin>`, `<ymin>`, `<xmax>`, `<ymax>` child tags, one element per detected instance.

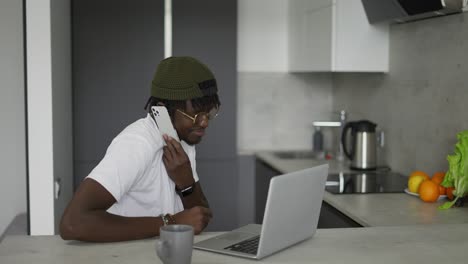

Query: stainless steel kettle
<box><xmin>341</xmin><ymin>120</ymin><xmax>377</xmax><ymax>170</ymax></box>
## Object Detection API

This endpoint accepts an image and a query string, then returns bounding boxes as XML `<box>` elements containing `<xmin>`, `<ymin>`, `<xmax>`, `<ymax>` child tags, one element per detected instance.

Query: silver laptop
<box><xmin>194</xmin><ymin>164</ymin><xmax>329</xmax><ymax>260</ymax></box>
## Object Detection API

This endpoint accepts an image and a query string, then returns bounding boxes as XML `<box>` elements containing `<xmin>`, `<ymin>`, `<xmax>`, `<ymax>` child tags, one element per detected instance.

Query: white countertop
<box><xmin>256</xmin><ymin>151</ymin><xmax>468</xmax><ymax>227</ymax></box>
<box><xmin>2</xmin><ymin>224</ymin><xmax>468</xmax><ymax>263</ymax></box>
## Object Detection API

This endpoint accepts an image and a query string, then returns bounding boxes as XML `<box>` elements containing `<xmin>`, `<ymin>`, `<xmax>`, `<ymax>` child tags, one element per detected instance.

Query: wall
<box><xmin>237</xmin><ymin>0</ymin><xmax>336</xmax><ymax>153</ymax></box>
<box><xmin>26</xmin><ymin>0</ymin><xmax>74</xmax><ymax>235</ymax></box>
<box><xmin>236</xmin><ymin>72</ymin><xmax>334</xmax><ymax>224</ymax></box>
<box><xmin>73</xmin><ymin>0</ymin><xmax>238</xmax><ymax>231</ymax></box>
<box><xmin>333</xmin><ymin>12</ymin><xmax>468</xmax><ymax>176</ymax></box>
<box><xmin>72</xmin><ymin>0</ymin><xmax>164</xmax><ymax>186</ymax></box>
<box><xmin>0</xmin><ymin>0</ymin><xmax>27</xmax><ymax>237</ymax></box>
<box><xmin>237</xmin><ymin>72</ymin><xmax>334</xmax><ymax>152</ymax></box>
<box><xmin>172</xmin><ymin>0</ymin><xmax>238</xmax><ymax>231</ymax></box>
<box><xmin>236</xmin><ymin>1</ymin><xmax>335</xmax><ymax>225</ymax></box>
<box><xmin>51</xmin><ymin>0</ymin><xmax>73</xmax><ymax>234</ymax></box>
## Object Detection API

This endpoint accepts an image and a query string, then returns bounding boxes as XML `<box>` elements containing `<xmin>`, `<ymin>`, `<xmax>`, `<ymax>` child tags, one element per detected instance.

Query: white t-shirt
<box><xmin>87</xmin><ymin>114</ymin><xmax>199</xmax><ymax>217</ymax></box>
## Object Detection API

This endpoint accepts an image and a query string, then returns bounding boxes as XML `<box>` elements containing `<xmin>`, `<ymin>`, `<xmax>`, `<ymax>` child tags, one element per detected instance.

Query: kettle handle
<box><xmin>341</xmin><ymin>122</ymin><xmax>354</xmax><ymax>160</ymax></box>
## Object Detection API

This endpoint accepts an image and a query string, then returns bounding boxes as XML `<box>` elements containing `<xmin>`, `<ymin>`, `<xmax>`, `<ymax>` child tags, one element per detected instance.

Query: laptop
<box><xmin>193</xmin><ymin>164</ymin><xmax>329</xmax><ymax>260</ymax></box>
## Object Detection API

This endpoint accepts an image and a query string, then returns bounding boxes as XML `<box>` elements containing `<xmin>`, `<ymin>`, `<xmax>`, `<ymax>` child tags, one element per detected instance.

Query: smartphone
<box><xmin>151</xmin><ymin>106</ymin><xmax>180</xmax><ymax>143</ymax></box>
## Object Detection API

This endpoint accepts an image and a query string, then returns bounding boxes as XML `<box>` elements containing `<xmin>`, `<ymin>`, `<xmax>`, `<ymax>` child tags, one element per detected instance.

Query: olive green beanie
<box><xmin>151</xmin><ymin>56</ymin><xmax>218</xmax><ymax>100</ymax></box>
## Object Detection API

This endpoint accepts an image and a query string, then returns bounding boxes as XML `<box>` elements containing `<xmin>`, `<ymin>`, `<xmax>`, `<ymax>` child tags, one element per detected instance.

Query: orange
<box><xmin>409</xmin><ymin>171</ymin><xmax>430</xmax><ymax>180</ymax></box>
<box><xmin>431</xmin><ymin>172</ymin><xmax>446</xmax><ymax>195</ymax></box>
<box><xmin>431</xmin><ymin>172</ymin><xmax>446</xmax><ymax>185</ymax></box>
<box><xmin>418</xmin><ymin>180</ymin><xmax>440</xmax><ymax>203</ymax></box>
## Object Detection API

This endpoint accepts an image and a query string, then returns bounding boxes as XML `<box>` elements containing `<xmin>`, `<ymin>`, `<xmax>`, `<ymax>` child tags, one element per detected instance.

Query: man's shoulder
<box><xmin>113</xmin><ymin>115</ymin><xmax>163</xmax><ymax>151</ymax></box>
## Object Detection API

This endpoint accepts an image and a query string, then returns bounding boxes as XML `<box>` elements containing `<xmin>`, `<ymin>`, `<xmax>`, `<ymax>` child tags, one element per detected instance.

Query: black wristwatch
<box><xmin>175</xmin><ymin>182</ymin><xmax>196</xmax><ymax>197</ymax></box>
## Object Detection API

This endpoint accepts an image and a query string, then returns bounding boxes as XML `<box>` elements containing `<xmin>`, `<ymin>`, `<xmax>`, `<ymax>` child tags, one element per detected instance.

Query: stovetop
<box><xmin>325</xmin><ymin>169</ymin><xmax>408</xmax><ymax>194</ymax></box>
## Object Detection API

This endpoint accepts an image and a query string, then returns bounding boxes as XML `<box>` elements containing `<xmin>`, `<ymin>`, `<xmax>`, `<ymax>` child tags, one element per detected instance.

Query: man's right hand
<box><xmin>173</xmin><ymin>206</ymin><xmax>212</xmax><ymax>234</ymax></box>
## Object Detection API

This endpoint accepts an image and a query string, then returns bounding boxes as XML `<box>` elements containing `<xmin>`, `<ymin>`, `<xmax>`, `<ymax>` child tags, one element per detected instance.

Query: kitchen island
<box><xmin>256</xmin><ymin>151</ymin><xmax>468</xmax><ymax>227</ymax></box>
<box><xmin>1</xmin><ymin>224</ymin><xmax>467</xmax><ymax>263</ymax></box>
<box><xmin>2</xmin><ymin>154</ymin><xmax>468</xmax><ymax>263</ymax></box>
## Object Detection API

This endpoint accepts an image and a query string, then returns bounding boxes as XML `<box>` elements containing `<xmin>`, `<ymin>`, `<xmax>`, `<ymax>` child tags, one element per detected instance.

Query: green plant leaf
<box><xmin>438</xmin><ymin>198</ymin><xmax>458</xmax><ymax>210</ymax></box>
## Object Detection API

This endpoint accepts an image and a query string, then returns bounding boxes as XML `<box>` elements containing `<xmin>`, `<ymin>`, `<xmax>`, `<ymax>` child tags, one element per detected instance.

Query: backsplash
<box><xmin>237</xmin><ymin>72</ymin><xmax>334</xmax><ymax>152</ymax></box>
<box><xmin>333</xmin><ymin>12</ymin><xmax>468</xmax><ymax>176</ymax></box>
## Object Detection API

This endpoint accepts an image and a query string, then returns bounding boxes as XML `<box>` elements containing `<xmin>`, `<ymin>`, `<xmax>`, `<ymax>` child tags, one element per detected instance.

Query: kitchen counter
<box><xmin>256</xmin><ymin>151</ymin><xmax>468</xmax><ymax>227</ymax></box>
<box><xmin>256</xmin><ymin>151</ymin><xmax>354</xmax><ymax>174</ymax></box>
<box><xmin>2</xmin><ymin>224</ymin><xmax>468</xmax><ymax>263</ymax></box>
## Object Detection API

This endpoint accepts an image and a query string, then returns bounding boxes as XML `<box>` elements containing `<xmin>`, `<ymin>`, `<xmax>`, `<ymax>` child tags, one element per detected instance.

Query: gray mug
<box><xmin>156</xmin><ymin>225</ymin><xmax>194</xmax><ymax>264</ymax></box>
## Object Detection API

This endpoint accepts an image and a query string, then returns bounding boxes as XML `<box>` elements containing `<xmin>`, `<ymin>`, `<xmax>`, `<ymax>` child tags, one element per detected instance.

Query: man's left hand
<box><xmin>162</xmin><ymin>134</ymin><xmax>195</xmax><ymax>188</ymax></box>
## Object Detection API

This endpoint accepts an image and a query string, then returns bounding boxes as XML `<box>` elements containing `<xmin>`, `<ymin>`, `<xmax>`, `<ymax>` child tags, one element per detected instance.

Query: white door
<box><xmin>26</xmin><ymin>0</ymin><xmax>73</xmax><ymax>235</ymax></box>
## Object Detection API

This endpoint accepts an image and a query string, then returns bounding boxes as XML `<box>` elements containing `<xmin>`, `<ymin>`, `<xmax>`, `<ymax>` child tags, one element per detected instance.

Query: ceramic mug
<box><xmin>156</xmin><ymin>225</ymin><xmax>194</xmax><ymax>264</ymax></box>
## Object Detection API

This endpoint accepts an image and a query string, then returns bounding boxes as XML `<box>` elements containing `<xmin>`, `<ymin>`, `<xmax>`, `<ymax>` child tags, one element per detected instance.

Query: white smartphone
<box><xmin>151</xmin><ymin>106</ymin><xmax>180</xmax><ymax>143</ymax></box>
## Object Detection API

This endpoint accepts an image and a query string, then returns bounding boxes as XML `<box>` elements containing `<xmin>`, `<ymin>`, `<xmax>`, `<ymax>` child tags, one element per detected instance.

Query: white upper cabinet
<box><xmin>238</xmin><ymin>0</ymin><xmax>289</xmax><ymax>72</ymax></box>
<box><xmin>238</xmin><ymin>0</ymin><xmax>389</xmax><ymax>73</ymax></box>
<box><xmin>288</xmin><ymin>0</ymin><xmax>389</xmax><ymax>72</ymax></box>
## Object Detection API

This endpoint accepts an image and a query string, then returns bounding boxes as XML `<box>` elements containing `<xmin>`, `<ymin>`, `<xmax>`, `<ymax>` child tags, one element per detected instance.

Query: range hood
<box><xmin>361</xmin><ymin>0</ymin><xmax>467</xmax><ymax>24</ymax></box>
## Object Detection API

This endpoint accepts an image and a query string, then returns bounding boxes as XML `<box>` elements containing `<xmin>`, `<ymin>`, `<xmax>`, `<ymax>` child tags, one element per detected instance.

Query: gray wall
<box><xmin>172</xmin><ymin>0</ymin><xmax>238</xmax><ymax>231</ymax></box>
<box><xmin>236</xmin><ymin>72</ymin><xmax>334</xmax><ymax>225</ymax></box>
<box><xmin>73</xmin><ymin>0</ymin><xmax>238</xmax><ymax>231</ymax></box>
<box><xmin>72</xmin><ymin>0</ymin><xmax>165</xmax><ymax>186</ymax></box>
<box><xmin>51</xmin><ymin>0</ymin><xmax>73</xmax><ymax>234</ymax></box>
<box><xmin>333</xmin><ymin>12</ymin><xmax>468</xmax><ymax>176</ymax></box>
<box><xmin>0</xmin><ymin>0</ymin><xmax>27</xmax><ymax>237</ymax></box>
<box><xmin>237</xmin><ymin>72</ymin><xmax>335</xmax><ymax>152</ymax></box>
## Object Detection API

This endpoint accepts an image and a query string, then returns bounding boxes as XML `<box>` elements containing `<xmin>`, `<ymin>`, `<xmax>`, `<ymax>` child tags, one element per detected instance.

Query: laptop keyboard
<box><xmin>224</xmin><ymin>235</ymin><xmax>260</xmax><ymax>255</ymax></box>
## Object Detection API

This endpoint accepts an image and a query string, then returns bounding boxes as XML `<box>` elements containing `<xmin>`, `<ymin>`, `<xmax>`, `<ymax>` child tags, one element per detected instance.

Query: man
<box><xmin>60</xmin><ymin>56</ymin><xmax>220</xmax><ymax>242</ymax></box>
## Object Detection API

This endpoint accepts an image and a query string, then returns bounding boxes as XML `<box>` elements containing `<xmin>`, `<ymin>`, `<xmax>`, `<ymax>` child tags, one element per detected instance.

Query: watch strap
<box><xmin>160</xmin><ymin>214</ymin><xmax>176</xmax><ymax>226</ymax></box>
<box><xmin>175</xmin><ymin>182</ymin><xmax>196</xmax><ymax>197</ymax></box>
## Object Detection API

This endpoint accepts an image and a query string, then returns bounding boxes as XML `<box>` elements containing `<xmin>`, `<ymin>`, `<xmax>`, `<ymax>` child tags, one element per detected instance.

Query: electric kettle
<box><xmin>341</xmin><ymin>120</ymin><xmax>377</xmax><ymax>170</ymax></box>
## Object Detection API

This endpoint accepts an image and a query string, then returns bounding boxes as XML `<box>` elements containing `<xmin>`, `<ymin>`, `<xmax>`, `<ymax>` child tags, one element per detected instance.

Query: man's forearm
<box><xmin>180</xmin><ymin>182</ymin><xmax>210</xmax><ymax>209</ymax></box>
<box><xmin>60</xmin><ymin>210</ymin><xmax>164</xmax><ymax>242</ymax></box>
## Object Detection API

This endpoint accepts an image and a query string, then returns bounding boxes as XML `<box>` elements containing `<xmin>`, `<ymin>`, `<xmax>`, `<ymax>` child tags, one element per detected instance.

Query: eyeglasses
<box><xmin>176</xmin><ymin>107</ymin><xmax>219</xmax><ymax>125</ymax></box>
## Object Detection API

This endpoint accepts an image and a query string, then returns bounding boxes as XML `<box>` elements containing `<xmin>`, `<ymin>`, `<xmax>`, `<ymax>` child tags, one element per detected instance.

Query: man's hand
<box><xmin>162</xmin><ymin>134</ymin><xmax>211</xmax><ymax>213</ymax></box>
<box><xmin>173</xmin><ymin>206</ymin><xmax>212</xmax><ymax>234</ymax></box>
<box><xmin>162</xmin><ymin>135</ymin><xmax>195</xmax><ymax>188</ymax></box>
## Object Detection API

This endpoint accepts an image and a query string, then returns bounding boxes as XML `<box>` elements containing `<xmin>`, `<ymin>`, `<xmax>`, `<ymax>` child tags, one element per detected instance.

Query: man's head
<box><xmin>146</xmin><ymin>56</ymin><xmax>221</xmax><ymax>145</ymax></box>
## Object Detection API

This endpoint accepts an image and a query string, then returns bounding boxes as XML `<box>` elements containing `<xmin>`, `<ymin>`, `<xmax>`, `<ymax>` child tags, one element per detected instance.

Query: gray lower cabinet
<box><xmin>255</xmin><ymin>158</ymin><xmax>362</xmax><ymax>228</ymax></box>
<box><xmin>318</xmin><ymin>202</ymin><xmax>362</xmax><ymax>228</ymax></box>
<box><xmin>255</xmin><ymin>159</ymin><xmax>278</xmax><ymax>224</ymax></box>
<box><xmin>196</xmin><ymin>159</ymin><xmax>238</xmax><ymax>231</ymax></box>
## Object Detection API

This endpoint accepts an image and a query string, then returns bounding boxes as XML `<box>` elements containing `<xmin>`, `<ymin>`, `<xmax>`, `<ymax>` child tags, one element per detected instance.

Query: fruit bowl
<box><xmin>404</xmin><ymin>188</ymin><xmax>447</xmax><ymax>201</ymax></box>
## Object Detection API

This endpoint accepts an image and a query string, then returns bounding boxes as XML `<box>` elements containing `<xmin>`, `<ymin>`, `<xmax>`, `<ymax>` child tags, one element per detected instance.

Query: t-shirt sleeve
<box><xmin>86</xmin><ymin>135</ymin><xmax>153</xmax><ymax>202</ymax></box>
<box><xmin>188</xmin><ymin>146</ymin><xmax>199</xmax><ymax>182</ymax></box>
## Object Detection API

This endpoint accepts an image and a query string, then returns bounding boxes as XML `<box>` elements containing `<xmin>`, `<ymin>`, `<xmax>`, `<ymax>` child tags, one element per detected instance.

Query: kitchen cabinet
<box><xmin>288</xmin><ymin>0</ymin><xmax>389</xmax><ymax>72</ymax></box>
<box><xmin>255</xmin><ymin>159</ymin><xmax>280</xmax><ymax>224</ymax></box>
<box><xmin>318</xmin><ymin>202</ymin><xmax>362</xmax><ymax>228</ymax></box>
<box><xmin>238</xmin><ymin>0</ymin><xmax>289</xmax><ymax>72</ymax></box>
<box><xmin>255</xmin><ymin>157</ymin><xmax>360</xmax><ymax>228</ymax></box>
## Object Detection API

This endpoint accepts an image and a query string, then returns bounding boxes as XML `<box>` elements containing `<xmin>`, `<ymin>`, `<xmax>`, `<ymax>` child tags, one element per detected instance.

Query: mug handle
<box><xmin>156</xmin><ymin>240</ymin><xmax>170</xmax><ymax>263</ymax></box>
